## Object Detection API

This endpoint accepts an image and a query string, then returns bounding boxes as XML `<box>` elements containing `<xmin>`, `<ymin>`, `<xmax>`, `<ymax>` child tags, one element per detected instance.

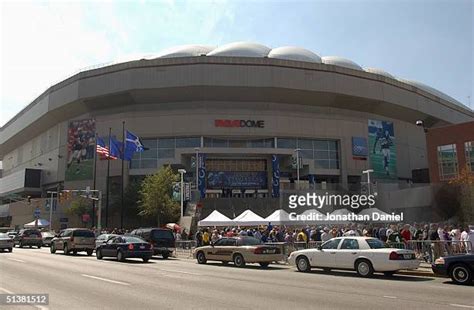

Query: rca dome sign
<box><xmin>214</xmin><ymin>119</ymin><xmax>265</xmax><ymax>128</ymax></box>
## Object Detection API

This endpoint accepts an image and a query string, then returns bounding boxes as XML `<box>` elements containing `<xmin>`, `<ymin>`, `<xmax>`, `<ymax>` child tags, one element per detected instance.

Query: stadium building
<box><xmin>1</xmin><ymin>42</ymin><xmax>473</xmax><ymax>228</ymax></box>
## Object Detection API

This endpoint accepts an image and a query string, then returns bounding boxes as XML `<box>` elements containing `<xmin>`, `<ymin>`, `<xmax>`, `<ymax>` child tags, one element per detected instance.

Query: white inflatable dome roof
<box><xmin>267</xmin><ymin>46</ymin><xmax>322</xmax><ymax>63</ymax></box>
<box><xmin>321</xmin><ymin>56</ymin><xmax>363</xmax><ymax>71</ymax></box>
<box><xmin>206</xmin><ymin>42</ymin><xmax>271</xmax><ymax>58</ymax></box>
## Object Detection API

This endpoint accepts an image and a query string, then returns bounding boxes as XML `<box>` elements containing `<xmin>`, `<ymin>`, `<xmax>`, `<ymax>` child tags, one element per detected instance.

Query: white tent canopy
<box><xmin>233</xmin><ymin>209</ymin><xmax>266</xmax><ymax>226</ymax></box>
<box><xmin>24</xmin><ymin>219</ymin><xmax>50</xmax><ymax>228</ymax></box>
<box><xmin>265</xmin><ymin>209</ymin><xmax>291</xmax><ymax>225</ymax></box>
<box><xmin>198</xmin><ymin>210</ymin><xmax>234</xmax><ymax>227</ymax></box>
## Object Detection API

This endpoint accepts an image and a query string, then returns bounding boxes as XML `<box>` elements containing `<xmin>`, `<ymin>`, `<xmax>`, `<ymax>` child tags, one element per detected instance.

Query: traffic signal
<box><xmin>58</xmin><ymin>192</ymin><xmax>64</xmax><ymax>204</ymax></box>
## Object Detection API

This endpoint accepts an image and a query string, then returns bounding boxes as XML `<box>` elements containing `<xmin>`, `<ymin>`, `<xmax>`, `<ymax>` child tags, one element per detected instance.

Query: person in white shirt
<box><xmin>321</xmin><ymin>227</ymin><xmax>331</xmax><ymax>242</ymax></box>
<box><xmin>460</xmin><ymin>225</ymin><xmax>474</xmax><ymax>254</ymax></box>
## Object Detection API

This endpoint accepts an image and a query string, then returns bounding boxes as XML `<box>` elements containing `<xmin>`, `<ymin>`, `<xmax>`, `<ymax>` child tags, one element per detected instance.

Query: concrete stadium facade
<box><xmin>1</xmin><ymin>43</ymin><xmax>473</xmax><ymax>227</ymax></box>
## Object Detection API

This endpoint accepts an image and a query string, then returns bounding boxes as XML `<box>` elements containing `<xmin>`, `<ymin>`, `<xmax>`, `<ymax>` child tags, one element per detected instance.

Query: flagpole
<box><xmin>92</xmin><ymin>133</ymin><xmax>98</xmax><ymax>228</ymax></box>
<box><xmin>120</xmin><ymin>121</ymin><xmax>125</xmax><ymax>230</ymax></box>
<box><xmin>105</xmin><ymin>127</ymin><xmax>111</xmax><ymax>229</ymax></box>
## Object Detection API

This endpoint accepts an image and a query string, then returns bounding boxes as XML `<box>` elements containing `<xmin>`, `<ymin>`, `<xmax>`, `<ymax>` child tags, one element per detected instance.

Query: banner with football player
<box><xmin>368</xmin><ymin>119</ymin><xmax>397</xmax><ymax>179</ymax></box>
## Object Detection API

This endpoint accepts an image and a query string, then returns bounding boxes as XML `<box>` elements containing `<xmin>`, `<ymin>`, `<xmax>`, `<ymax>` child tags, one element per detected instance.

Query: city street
<box><xmin>0</xmin><ymin>248</ymin><xmax>473</xmax><ymax>310</ymax></box>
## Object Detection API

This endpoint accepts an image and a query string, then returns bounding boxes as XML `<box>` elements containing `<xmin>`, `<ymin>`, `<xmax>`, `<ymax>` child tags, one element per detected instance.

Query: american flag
<box><xmin>96</xmin><ymin>137</ymin><xmax>117</xmax><ymax>160</ymax></box>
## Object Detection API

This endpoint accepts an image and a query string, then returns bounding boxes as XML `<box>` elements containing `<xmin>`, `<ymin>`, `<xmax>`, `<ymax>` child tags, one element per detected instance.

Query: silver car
<box><xmin>0</xmin><ymin>233</ymin><xmax>14</xmax><ymax>252</ymax></box>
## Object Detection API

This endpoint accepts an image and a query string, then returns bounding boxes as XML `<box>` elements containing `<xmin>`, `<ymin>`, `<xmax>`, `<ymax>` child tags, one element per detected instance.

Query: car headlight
<box><xmin>434</xmin><ymin>258</ymin><xmax>445</xmax><ymax>265</ymax></box>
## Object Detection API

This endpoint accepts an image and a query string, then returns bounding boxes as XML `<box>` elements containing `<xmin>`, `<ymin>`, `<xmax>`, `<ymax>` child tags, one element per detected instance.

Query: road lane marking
<box><xmin>383</xmin><ymin>296</ymin><xmax>397</xmax><ymax>299</ymax></box>
<box><xmin>450</xmin><ymin>304</ymin><xmax>474</xmax><ymax>309</ymax></box>
<box><xmin>81</xmin><ymin>274</ymin><xmax>130</xmax><ymax>286</ymax></box>
<box><xmin>0</xmin><ymin>287</ymin><xmax>49</xmax><ymax>310</ymax></box>
<box><xmin>159</xmin><ymin>269</ymin><xmax>201</xmax><ymax>276</ymax></box>
<box><xmin>6</xmin><ymin>258</ymin><xmax>25</xmax><ymax>263</ymax></box>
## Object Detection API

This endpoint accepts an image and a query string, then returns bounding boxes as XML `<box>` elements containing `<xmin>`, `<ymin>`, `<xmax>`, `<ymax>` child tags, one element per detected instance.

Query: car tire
<box><xmin>221</xmin><ymin>261</ymin><xmax>229</xmax><ymax>265</ymax></box>
<box><xmin>143</xmin><ymin>257</ymin><xmax>150</xmax><ymax>263</ymax></box>
<box><xmin>72</xmin><ymin>250</ymin><xmax>78</xmax><ymax>255</ymax></box>
<box><xmin>233</xmin><ymin>254</ymin><xmax>246</xmax><ymax>268</ymax></box>
<box><xmin>50</xmin><ymin>244</ymin><xmax>56</xmax><ymax>254</ymax></box>
<box><xmin>86</xmin><ymin>249</ymin><xmax>93</xmax><ymax>256</ymax></box>
<box><xmin>117</xmin><ymin>250</ymin><xmax>125</xmax><ymax>262</ymax></box>
<box><xmin>450</xmin><ymin>264</ymin><xmax>472</xmax><ymax>285</ymax></box>
<box><xmin>259</xmin><ymin>262</ymin><xmax>270</xmax><ymax>268</ymax></box>
<box><xmin>29</xmin><ymin>245</ymin><xmax>32</xmax><ymax>248</ymax></box>
<box><xmin>384</xmin><ymin>271</ymin><xmax>396</xmax><ymax>277</ymax></box>
<box><xmin>355</xmin><ymin>259</ymin><xmax>374</xmax><ymax>277</ymax></box>
<box><xmin>19</xmin><ymin>242</ymin><xmax>23</xmax><ymax>248</ymax></box>
<box><xmin>64</xmin><ymin>244</ymin><xmax>70</xmax><ymax>255</ymax></box>
<box><xmin>296</xmin><ymin>256</ymin><xmax>311</xmax><ymax>272</ymax></box>
<box><xmin>38</xmin><ymin>245</ymin><xmax>41</xmax><ymax>249</ymax></box>
<box><xmin>7</xmin><ymin>248</ymin><xmax>12</xmax><ymax>253</ymax></box>
<box><xmin>96</xmin><ymin>249</ymin><xmax>103</xmax><ymax>260</ymax></box>
<box><xmin>196</xmin><ymin>251</ymin><xmax>207</xmax><ymax>264</ymax></box>
<box><xmin>162</xmin><ymin>252</ymin><xmax>169</xmax><ymax>259</ymax></box>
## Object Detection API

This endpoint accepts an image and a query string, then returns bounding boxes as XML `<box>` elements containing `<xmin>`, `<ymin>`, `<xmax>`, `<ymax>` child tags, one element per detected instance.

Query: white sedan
<box><xmin>288</xmin><ymin>237</ymin><xmax>420</xmax><ymax>277</ymax></box>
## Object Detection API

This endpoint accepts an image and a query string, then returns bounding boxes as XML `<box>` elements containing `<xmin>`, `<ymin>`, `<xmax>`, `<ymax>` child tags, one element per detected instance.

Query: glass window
<box><xmin>465</xmin><ymin>141</ymin><xmax>474</xmax><ymax>172</ymax></box>
<box><xmin>238</xmin><ymin>237</ymin><xmax>262</xmax><ymax>246</ymax></box>
<box><xmin>141</xmin><ymin>149</ymin><xmax>157</xmax><ymax>159</ymax></box>
<box><xmin>141</xmin><ymin>160</ymin><xmax>157</xmax><ymax>169</ymax></box>
<box><xmin>158</xmin><ymin>138</ymin><xmax>175</xmax><ymax>148</ymax></box>
<box><xmin>365</xmin><ymin>239</ymin><xmax>387</xmax><ymax>249</ymax></box>
<box><xmin>299</xmin><ymin>149</ymin><xmax>313</xmax><ymax>159</ymax></box>
<box><xmin>315</xmin><ymin>160</ymin><xmax>330</xmax><ymax>169</ymax></box>
<box><xmin>298</xmin><ymin>139</ymin><xmax>313</xmax><ymax>149</ymax></box>
<box><xmin>340</xmin><ymin>239</ymin><xmax>359</xmax><ymax>250</ymax></box>
<box><xmin>142</xmin><ymin>139</ymin><xmax>157</xmax><ymax>149</ymax></box>
<box><xmin>176</xmin><ymin>137</ymin><xmax>200</xmax><ymax>148</ymax></box>
<box><xmin>437</xmin><ymin>144</ymin><xmax>458</xmax><ymax>180</ymax></box>
<box><xmin>329</xmin><ymin>159</ymin><xmax>339</xmax><ymax>169</ymax></box>
<box><xmin>277</xmin><ymin>138</ymin><xmax>297</xmax><ymax>149</ymax></box>
<box><xmin>313</xmin><ymin>140</ymin><xmax>328</xmax><ymax>150</ymax></box>
<box><xmin>321</xmin><ymin>239</ymin><xmax>341</xmax><ymax>250</ymax></box>
<box><xmin>158</xmin><ymin>149</ymin><xmax>175</xmax><ymax>158</ymax></box>
<box><xmin>328</xmin><ymin>141</ymin><xmax>338</xmax><ymax>151</ymax></box>
<box><xmin>314</xmin><ymin>150</ymin><xmax>329</xmax><ymax>160</ymax></box>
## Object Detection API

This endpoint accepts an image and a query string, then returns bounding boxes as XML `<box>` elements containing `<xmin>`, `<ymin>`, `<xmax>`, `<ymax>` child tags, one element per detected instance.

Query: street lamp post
<box><xmin>362</xmin><ymin>169</ymin><xmax>374</xmax><ymax>196</ymax></box>
<box><xmin>294</xmin><ymin>148</ymin><xmax>301</xmax><ymax>190</ymax></box>
<box><xmin>178</xmin><ymin>169</ymin><xmax>186</xmax><ymax>218</ymax></box>
<box><xmin>194</xmin><ymin>147</ymin><xmax>200</xmax><ymax>190</ymax></box>
<box><xmin>46</xmin><ymin>191</ymin><xmax>57</xmax><ymax>231</ymax></box>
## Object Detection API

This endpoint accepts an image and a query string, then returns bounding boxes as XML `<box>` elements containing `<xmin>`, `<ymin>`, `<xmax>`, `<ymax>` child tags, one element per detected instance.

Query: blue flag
<box><xmin>124</xmin><ymin>130</ymin><xmax>144</xmax><ymax>161</ymax></box>
<box><xmin>110</xmin><ymin>137</ymin><xmax>123</xmax><ymax>160</ymax></box>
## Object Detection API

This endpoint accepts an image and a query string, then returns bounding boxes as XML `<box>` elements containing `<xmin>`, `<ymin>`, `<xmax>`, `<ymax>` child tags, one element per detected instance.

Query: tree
<box><xmin>138</xmin><ymin>165</ymin><xmax>180</xmax><ymax>226</ymax></box>
<box><xmin>448</xmin><ymin>165</ymin><xmax>474</xmax><ymax>224</ymax></box>
<box><xmin>66</xmin><ymin>196</ymin><xmax>92</xmax><ymax>226</ymax></box>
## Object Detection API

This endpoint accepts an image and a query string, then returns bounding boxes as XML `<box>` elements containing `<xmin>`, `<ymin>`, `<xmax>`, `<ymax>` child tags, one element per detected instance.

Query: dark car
<box><xmin>432</xmin><ymin>254</ymin><xmax>474</xmax><ymax>285</ymax></box>
<box><xmin>0</xmin><ymin>233</ymin><xmax>14</xmax><ymax>252</ymax></box>
<box><xmin>96</xmin><ymin>236</ymin><xmax>153</xmax><ymax>262</ymax></box>
<box><xmin>50</xmin><ymin>228</ymin><xmax>96</xmax><ymax>255</ymax></box>
<box><xmin>95</xmin><ymin>234</ymin><xmax>119</xmax><ymax>249</ymax></box>
<box><xmin>14</xmin><ymin>229</ymin><xmax>42</xmax><ymax>248</ymax></box>
<box><xmin>130</xmin><ymin>228</ymin><xmax>175</xmax><ymax>259</ymax></box>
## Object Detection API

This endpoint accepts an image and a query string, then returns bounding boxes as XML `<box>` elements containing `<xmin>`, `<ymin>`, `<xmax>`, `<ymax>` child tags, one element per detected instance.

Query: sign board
<box><xmin>184</xmin><ymin>183</ymin><xmax>191</xmax><ymax>201</ymax></box>
<box><xmin>34</xmin><ymin>208</ymin><xmax>41</xmax><ymax>218</ymax></box>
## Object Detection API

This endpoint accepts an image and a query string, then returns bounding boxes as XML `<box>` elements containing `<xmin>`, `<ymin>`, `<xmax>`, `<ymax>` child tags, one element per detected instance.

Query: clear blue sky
<box><xmin>1</xmin><ymin>0</ymin><xmax>472</xmax><ymax>126</ymax></box>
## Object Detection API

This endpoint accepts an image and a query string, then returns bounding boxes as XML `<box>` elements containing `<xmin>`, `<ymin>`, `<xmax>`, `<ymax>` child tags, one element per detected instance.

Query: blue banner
<box><xmin>207</xmin><ymin>171</ymin><xmax>267</xmax><ymax>189</ymax></box>
<box><xmin>271</xmin><ymin>155</ymin><xmax>280</xmax><ymax>197</ymax></box>
<box><xmin>198</xmin><ymin>153</ymin><xmax>206</xmax><ymax>198</ymax></box>
<box><xmin>352</xmin><ymin>136</ymin><xmax>368</xmax><ymax>157</ymax></box>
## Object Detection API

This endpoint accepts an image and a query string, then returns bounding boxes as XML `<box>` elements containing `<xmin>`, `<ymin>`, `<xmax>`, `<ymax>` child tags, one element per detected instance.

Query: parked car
<box><xmin>288</xmin><ymin>237</ymin><xmax>420</xmax><ymax>277</ymax></box>
<box><xmin>50</xmin><ymin>228</ymin><xmax>95</xmax><ymax>255</ymax></box>
<box><xmin>95</xmin><ymin>234</ymin><xmax>119</xmax><ymax>249</ymax></box>
<box><xmin>130</xmin><ymin>228</ymin><xmax>175</xmax><ymax>259</ymax></box>
<box><xmin>193</xmin><ymin>236</ymin><xmax>284</xmax><ymax>268</ymax></box>
<box><xmin>96</xmin><ymin>236</ymin><xmax>153</xmax><ymax>262</ymax></box>
<box><xmin>432</xmin><ymin>254</ymin><xmax>474</xmax><ymax>285</ymax></box>
<box><xmin>14</xmin><ymin>229</ymin><xmax>42</xmax><ymax>248</ymax></box>
<box><xmin>7</xmin><ymin>231</ymin><xmax>18</xmax><ymax>240</ymax></box>
<box><xmin>0</xmin><ymin>233</ymin><xmax>14</xmax><ymax>252</ymax></box>
<box><xmin>41</xmin><ymin>231</ymin><xmax>55</xmax><ymax>247</ymax></box>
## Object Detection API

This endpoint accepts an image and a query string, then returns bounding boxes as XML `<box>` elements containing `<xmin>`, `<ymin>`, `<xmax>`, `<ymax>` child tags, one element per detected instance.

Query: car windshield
<box><xmin>0</xmin><ymin>233</ymin><xmax>8</xmax><ymax>238</ymax></box>
<box><xmin>151</xmin><ymin>230</ymin><xmax>173</xmax><ymax>239</ymax></box>
<box><xmin>123</xmin><ymin>237</ymin><xmax>146</xmax><ymax>243</ymax></box>
<box><xmin>74</xmin><ymin>230</ymin><xmax>95</xmax><ymax>237</ymax></box>
<box><xmin>365</xmin><ymin>238</ymin><xmax>387</xmax><ymax>249</ymax></box>
<box><xmin>42</xmin><ymin>232</ymin><xmax>54</xmax><ymax>237</ymax></box>
<box><xmin>239</xmin><ymin>237</ymin><xmax>262</xmax><ymax>246</ymax></box>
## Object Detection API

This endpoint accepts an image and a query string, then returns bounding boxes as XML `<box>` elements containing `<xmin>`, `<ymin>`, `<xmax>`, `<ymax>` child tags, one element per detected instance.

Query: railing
<box><xmin>174</xmin><ymin>239</ymin><xmax>472</xmax><ymax>263</ymax></box>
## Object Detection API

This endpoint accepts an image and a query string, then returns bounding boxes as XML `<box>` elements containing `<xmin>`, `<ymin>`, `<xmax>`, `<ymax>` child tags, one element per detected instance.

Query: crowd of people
<box><xmin>187</xmin><ymin>223</ymin><xmax>474</xmax><ymax>262</ymax></box>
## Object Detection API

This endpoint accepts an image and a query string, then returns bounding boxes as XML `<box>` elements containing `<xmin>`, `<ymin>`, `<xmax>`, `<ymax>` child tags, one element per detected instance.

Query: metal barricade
<box><xmin>174</xmin><ymin>240</ymin><xmax>196</xmax><ymax>258</ymax></box>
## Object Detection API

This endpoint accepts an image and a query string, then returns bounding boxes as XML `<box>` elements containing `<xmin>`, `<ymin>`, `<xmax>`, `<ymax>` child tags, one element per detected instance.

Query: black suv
<box><xmin>15</xmin><ymin>229</ymin><xmax>42</xmax><ymax>248</ymax></box>
<box><xmin>130</xmin><ymin>228</ymin><xmax>175</xmax><ymax>259</ymax></box>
